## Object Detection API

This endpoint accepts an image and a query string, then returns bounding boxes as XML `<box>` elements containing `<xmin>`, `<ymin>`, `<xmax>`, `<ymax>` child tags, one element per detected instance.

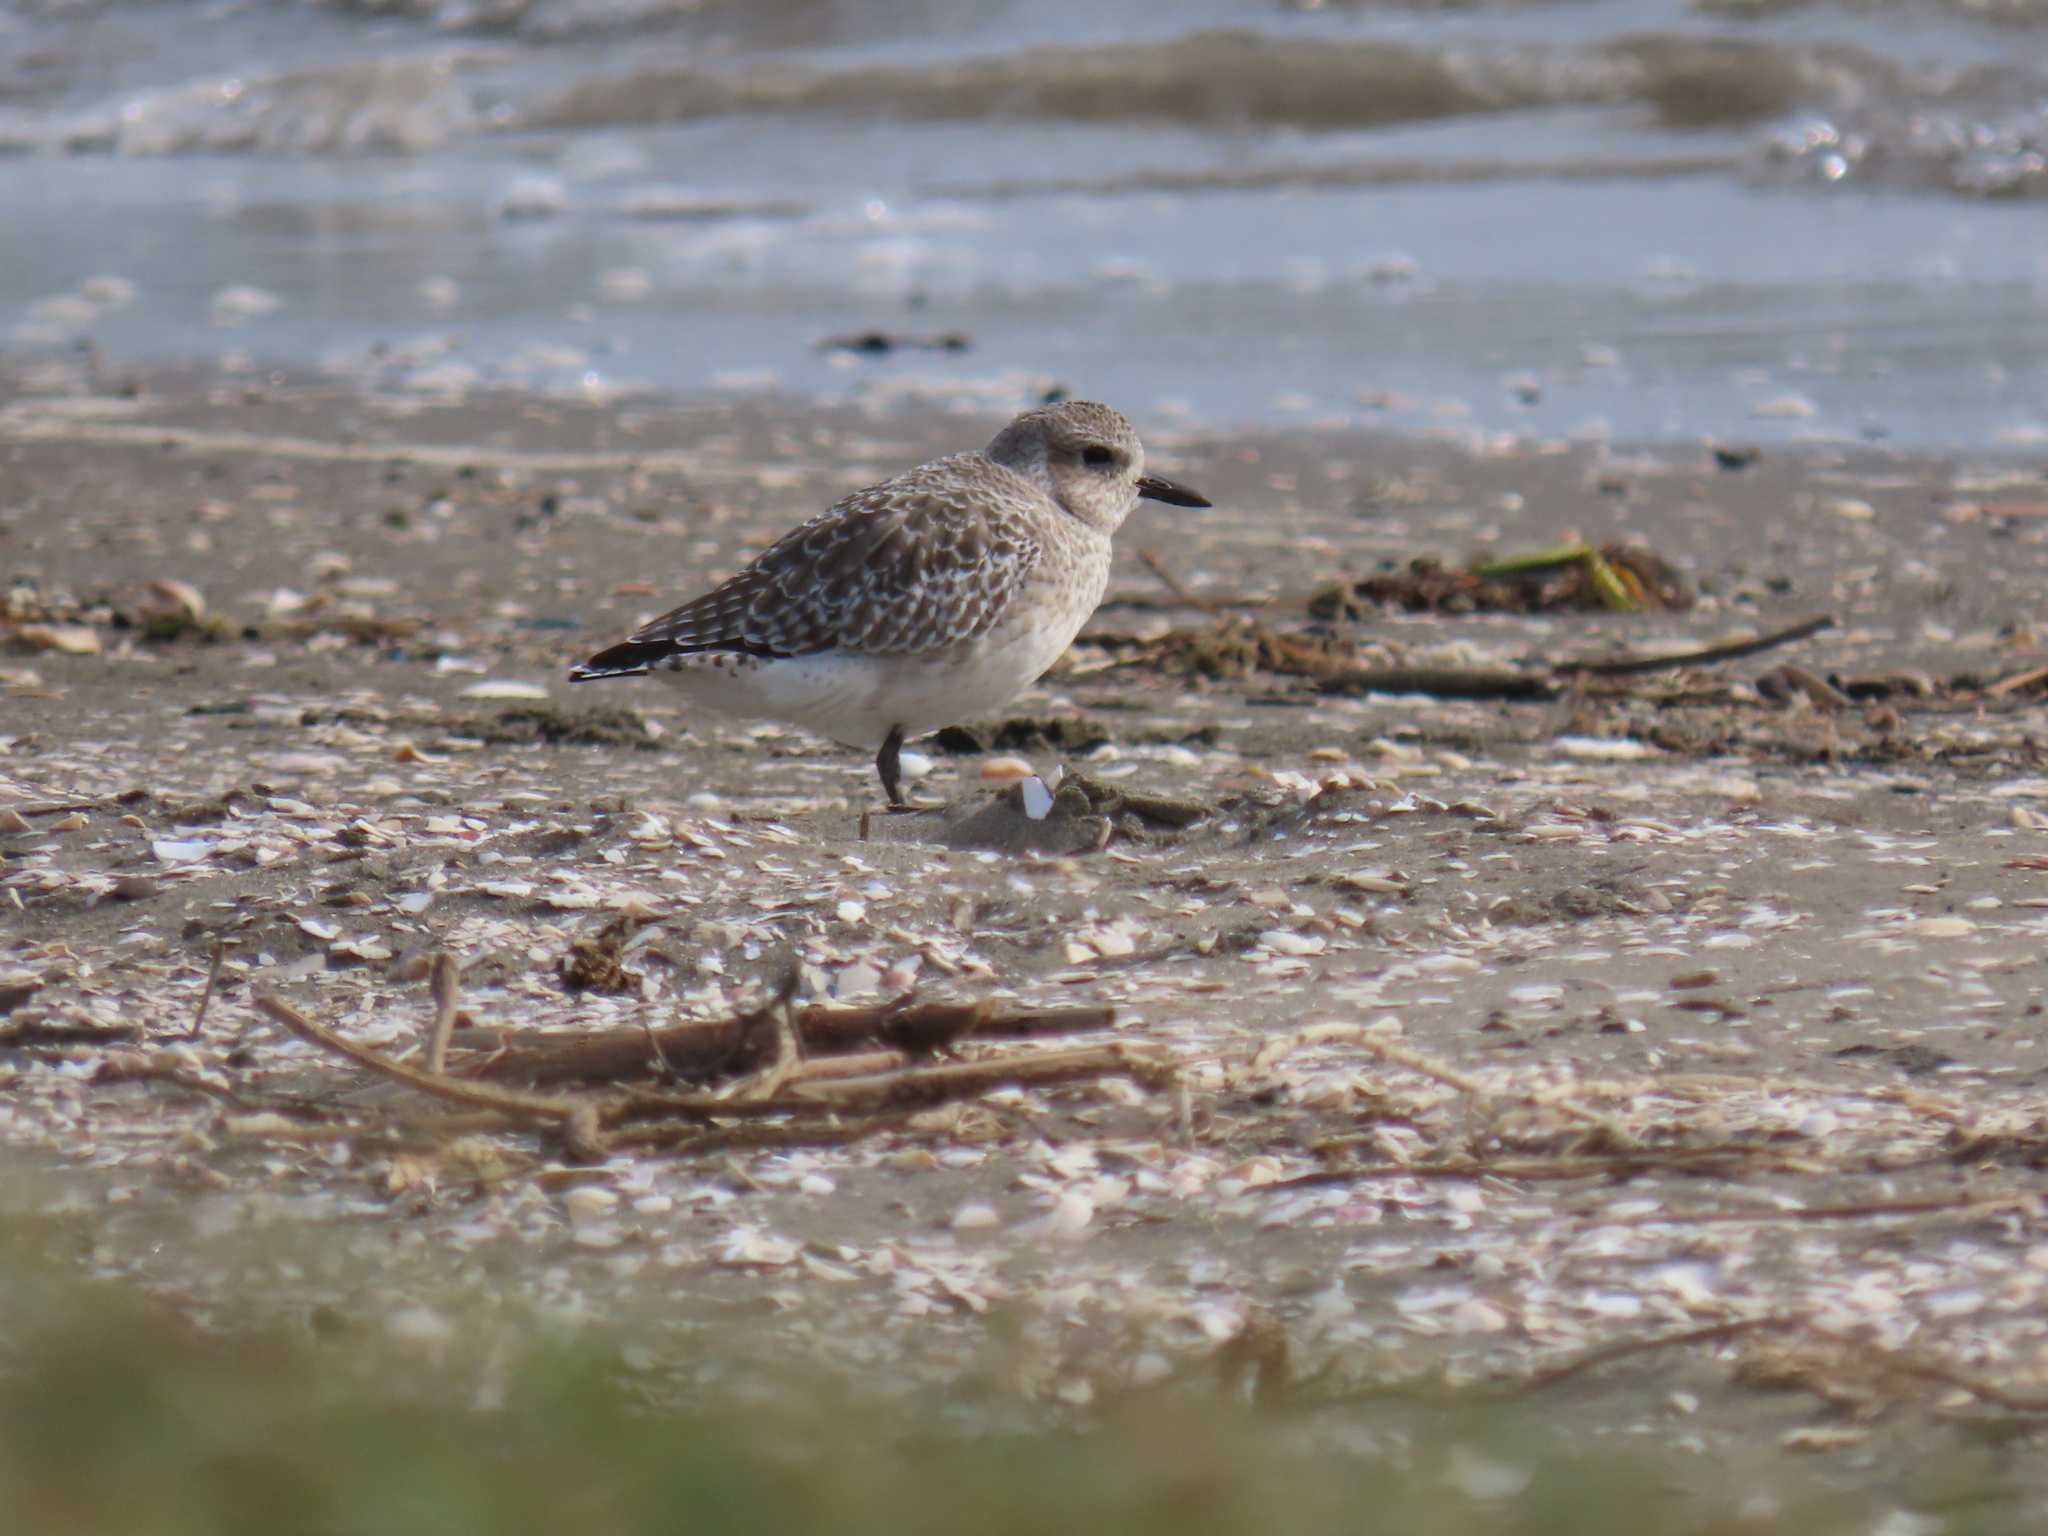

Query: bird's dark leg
<box><xmin>876</xmin><ymin>725</ymin><xmax>908</xmax><ymax>810</ymax></box>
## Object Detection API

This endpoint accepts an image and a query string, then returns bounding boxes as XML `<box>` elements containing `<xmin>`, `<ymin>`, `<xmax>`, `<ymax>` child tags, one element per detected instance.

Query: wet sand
<box><xmin>5</xmin><ymin>360</ymin><xmax>2048</xmax><ymax>1515</ymax></box>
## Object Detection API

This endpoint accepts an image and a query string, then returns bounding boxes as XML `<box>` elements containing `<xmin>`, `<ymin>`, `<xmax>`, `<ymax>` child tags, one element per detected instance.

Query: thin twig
<box><xmin>1351</xmin><ymin>1034</ymin><xmax>1619</xmax><ymax>1135</ymax></box>
<box><xmin>786</xmin><ymin>1042</ymin><xmax>1171</xmax><ymax>1110</ymax></box>
<box><xmin>1519</xmin><ymin>1316</ymin><xmax>1807</xmax><ymax>1392</ymax></box>
<box><xmin>0</xmin><ymin>1017</ymin><xmax>142</xmax><ymax>1049</ymax></box>
<box><xmin>463</xmin><ymin>997</ymin><xmax>1115</xmax><ymax>1087</ymax></box>
<box><xmin>605</xmin><ymin>1043</ymin><xmax>1164</xmax><ymax>1125</ymax></box>
<box><xmin>640</xmin><ymin>1014</ymin><xmax>678</xmax><ymax>1081</ymax></box>
<box><xmin>1982</xmin><ymin>662</ymin><xmax>2048</xmax><ymax>698</ymax></box>
<box><xmin>252</xmin><ymin>992</ymin><xmax>586</xmax><ymax>1124</ymax></box>
<box><xmin>1316</xmin><ymin>667</ymin><xmax>1562</xmax><ymax>701</ymax></box>
<box><xmin>779</xmin><ymin>1049</ymin><xmax>909</xmax><ymax>1083</ymax></box>
<box><xmin>424</xmin><ymin>952</ymin><xmax>460</xmax><ymax>1076</ymax></box>
<box><xmin>187</xmin><ymin>939</ymin><xmax>227</xmax><ymax>1040</ymax></box>
<box><xmin>1560</xmin><ymin>612</ymin><xmax>1836</xmax><ymax>678</ymax></box>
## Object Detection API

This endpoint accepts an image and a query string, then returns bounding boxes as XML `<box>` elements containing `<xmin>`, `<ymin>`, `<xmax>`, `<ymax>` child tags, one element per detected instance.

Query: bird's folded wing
<box><xmin>621</xmin><ymin>469</ymin><xmax>1045</xmax><ymax>660</ymax></box>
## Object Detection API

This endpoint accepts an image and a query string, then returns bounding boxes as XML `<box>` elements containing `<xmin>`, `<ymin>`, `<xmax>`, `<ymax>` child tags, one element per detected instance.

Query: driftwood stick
<box><xmin>815</xmin><ymin>999</ymin><xmax>1116</xmax><ymax>1052</ymax></box>
<box><xmin>1519</xmin><ymin>1316</ymin><xmax>1806</xmax><ymax>1392</ymax></box>
<box><xmin>603</xmin><ymin>1042</ymin><xmax>1165</xmax><ymax>1125</ymax></box>
<box><xmin>605</xmin><ymin>1087</ymin><xmax>800</xmax><ymax>1123</ymax></box>
<box><xmin>1347</xmin><ymin>1034</ymin><xmax>1620</xmax><ymax>1136</ymax></box>
<box><xmin>464</xmin><ymin>999</ymin><xmax>1116</xmax><ymax>1087</ymax></box>
<box><xmin>1339</xmin><ymin>1034</ymin><xmax>1611</xmax><ymax>1130</ymax></box>
<box><xmin>779</xmin><ymin>1049</ymin><xmax>909</xmax><ymax>1083</ymax></box>
<box><xmin>252</xmin><ymin>992</ymin><xmax>586</xmax><ymax>1124</ymax></box>
<box><xmin>0</xmin><ymin>1017</ymin><xmax>142</xmax><ymax>1049</ymax></box>
<box><xmin>424</xmin><ymin>952</ymin><xmax>461</xmax><ymax>1076</ymax></box>
<box><xmin>1318</xmin><ymin>668</ymin><xmax>1562</xmax><ymax>701</ymax></box>
<box><xmin>785</xmin><ymin>1042</ymin><xmax>1170</xmax><ymax>1111</ymax></box>
<box><xmin>187</xmin><ymin>938</ymin><xmax>227</xmax><ymax>1040</ymax></box>
<box><xmin>1086</xmin><ymin>605</ymin><xmax>1836</xmax><ymax>699</ymax></box>
<box><xmin>474</xmin><ymin>1013</ymin><xmax>759</xmax><ymax>1087</ymax></box>
<box><xmin>1982</xmin><ymin>662</ymin><xmax>2048</xmax><ymax>698</ymax></box>
<box><xmin>1561</xmin><ymin>612</ymin><xmax>1836</xmax><ymax>678</ymax></box>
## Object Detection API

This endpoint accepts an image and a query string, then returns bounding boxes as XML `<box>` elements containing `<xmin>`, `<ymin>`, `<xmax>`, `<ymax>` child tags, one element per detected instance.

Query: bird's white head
<box><xmin>983</xmin><ymin>400</ymin><xmax>1210</xmax><ymax>535</ymax></box>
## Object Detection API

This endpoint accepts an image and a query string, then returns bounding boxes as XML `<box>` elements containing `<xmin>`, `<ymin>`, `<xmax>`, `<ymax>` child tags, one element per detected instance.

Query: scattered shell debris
<box><xmin>1309</xmin><ymin>541</ymin><xmax>1694</xmax><ymax>618</ymax></box>
<box><xmin>5</xmin><ymin>367</ymin><xmax>2048</xmax><ymax>1476</ymax></box>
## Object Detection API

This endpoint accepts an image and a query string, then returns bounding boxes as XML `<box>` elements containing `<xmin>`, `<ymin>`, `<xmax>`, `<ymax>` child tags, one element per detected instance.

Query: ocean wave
<box><xmin>513</xmin><ymin>26</ymin><xmax>2048</xmax><ymax>204</ymax></box>
<box><xmin>29</xmin><ymin>16</ymin><xmax>2048</xmax><ymax>201</ymax></box>
<box><xmin>520</xmin><ymin>29</ymin><xmax>2008</xmax><ymax>135</ymax></box>
<box><xmin>1755</xmin><ymin>102</ymin><xmax>2048</xmax><ymax>198</ymax></box>
<box><xmin>59</xmin><ymin>54</ymin><xmax>482</xmax><ymax>156</ymax></box>
<box><xmin>313</xmin><ymin>0</ymin><xmax>986</xmax><ymax>46</ymax></box>
<box><xmin>1690</xmin><ymin>0</ymin><xmax>2048</xmax><ymax>25</ymax></box>
<box><xmin>356</xmin><ymin>0</ymin><xmax>2048</xmax><ymax>28</ymax></box>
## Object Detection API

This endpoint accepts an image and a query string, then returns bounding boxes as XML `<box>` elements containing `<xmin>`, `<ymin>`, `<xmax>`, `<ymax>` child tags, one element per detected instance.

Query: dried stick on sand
<box><xmin>464</xmin><ymin>998</ymin><xmax>1115</xmax><ymax>1087</ymax></box>
<box><xmin>253</xmin><ymin>993</ymin><xmax>587</xmax><ymax>1126</ymax></box>
<box><xmin>423</xmin><ymin>952</ymin><xmax>461</xmax><ymax>1076</ymax></box>
<box><xmin>1560</xmin><ymin>612</ymin><xmax>1836</xmax><ymax>678</ymax></box>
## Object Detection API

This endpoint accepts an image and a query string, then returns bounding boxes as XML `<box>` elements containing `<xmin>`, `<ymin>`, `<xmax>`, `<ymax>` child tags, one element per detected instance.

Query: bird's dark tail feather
<box><xmin>568</xmin><ymin>638</ymin><xmax>672</xmax><ymax>682</ymax></box>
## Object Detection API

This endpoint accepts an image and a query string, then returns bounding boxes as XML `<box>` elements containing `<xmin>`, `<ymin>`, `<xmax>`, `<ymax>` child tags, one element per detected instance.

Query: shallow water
<box><xmin>3</xmin><ymin>0</ymin><xmax>2046</xmax><ymax>444</ymax></box>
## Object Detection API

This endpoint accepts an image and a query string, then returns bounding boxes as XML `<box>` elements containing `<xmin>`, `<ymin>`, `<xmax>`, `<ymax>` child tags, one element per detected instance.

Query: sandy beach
<box><xmin>6</xmin><ymin>353</ymin><xmax>2048</xmax><ymax>1515</ymax></box>
<box><xmin>4</xmin><ymin>0</ymin><xmax>2048</xmax><ymax>1523</ymax></box>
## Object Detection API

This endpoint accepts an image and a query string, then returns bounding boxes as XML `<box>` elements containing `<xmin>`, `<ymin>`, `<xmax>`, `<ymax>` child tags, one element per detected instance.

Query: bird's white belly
<box><xmin>650</xmin><ymin>615</ymin><xmax>1080</xmax><ymax>751</ymax></box>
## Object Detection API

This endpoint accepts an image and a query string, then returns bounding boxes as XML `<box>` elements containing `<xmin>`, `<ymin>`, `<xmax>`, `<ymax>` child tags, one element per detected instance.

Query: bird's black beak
<box><xmin>1136</xmin><ymin>473</ymin><xmax>1211</xmax><ymax>508</ymax></box>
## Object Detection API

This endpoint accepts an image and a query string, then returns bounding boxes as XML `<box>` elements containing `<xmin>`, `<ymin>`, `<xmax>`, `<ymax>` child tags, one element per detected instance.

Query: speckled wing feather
<box><xmin>573</xmin><ymin>455</ymin><xmax>1045</xmax><ymax>675</ymax></box>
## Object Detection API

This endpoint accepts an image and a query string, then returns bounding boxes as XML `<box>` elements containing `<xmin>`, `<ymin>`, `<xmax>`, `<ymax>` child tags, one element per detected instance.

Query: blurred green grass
<box><xmin>0</xmin><ymin>1216</ymin><xmax>2016</xmax><ymax>1536</ymax></box>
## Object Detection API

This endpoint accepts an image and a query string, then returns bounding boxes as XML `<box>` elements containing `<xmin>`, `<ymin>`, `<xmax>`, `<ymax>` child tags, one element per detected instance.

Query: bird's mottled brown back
<box><xmin>621</xmin><ymin>454</ymin><xmax>1046</xmax><ymax>660</ymax></box>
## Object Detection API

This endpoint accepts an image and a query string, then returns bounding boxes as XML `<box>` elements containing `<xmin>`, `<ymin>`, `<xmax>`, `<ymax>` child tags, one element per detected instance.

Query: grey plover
<box><xmin>570</xmin><ymin>400</ymin><xmax>1210</xmax><ymax>806</ymax></box>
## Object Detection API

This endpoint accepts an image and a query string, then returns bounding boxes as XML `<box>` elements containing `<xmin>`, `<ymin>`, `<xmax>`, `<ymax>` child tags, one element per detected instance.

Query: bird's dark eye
<box><xmin>1081</xmin><ymin>445</ymin><xmax>1115</xmax><ymax>468</ymax></box>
